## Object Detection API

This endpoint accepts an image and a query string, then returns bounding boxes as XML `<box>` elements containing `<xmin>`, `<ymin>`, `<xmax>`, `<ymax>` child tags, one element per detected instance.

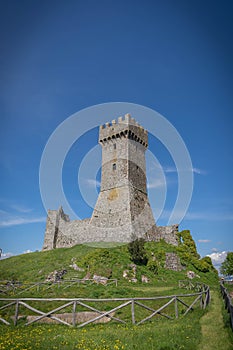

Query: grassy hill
<box><xmin>0</xmin><ymin>232</ymin><xmax>232</xmax><ymax>350</ymax></box>
<box><xmin>0</xmin><ymin>232</ymin><xmax>219</xmax><ymax>296</ymax></box>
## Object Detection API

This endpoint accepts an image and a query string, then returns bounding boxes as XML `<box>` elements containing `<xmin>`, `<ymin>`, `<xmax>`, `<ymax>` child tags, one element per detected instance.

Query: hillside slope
<box><xmin>0</xmin><ymin>231</ymin><xmax>218</xmax><ymax>296</ymax></box>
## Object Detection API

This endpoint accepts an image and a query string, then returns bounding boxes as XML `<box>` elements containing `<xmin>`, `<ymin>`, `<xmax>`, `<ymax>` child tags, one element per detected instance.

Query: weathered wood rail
<box><xmin>220</xmin><ymin>282</ymin><xmax>233</xmax><ymax>331</ymax></box>
<box><xmin>0</xmin><ymin>278</ymin><xmax>118</xmax><ymax>295</ymax></box>
<box><xmin>0</xmin><ymin>282</ymin><xmax>210</xmax><ymax>327</ymax></box>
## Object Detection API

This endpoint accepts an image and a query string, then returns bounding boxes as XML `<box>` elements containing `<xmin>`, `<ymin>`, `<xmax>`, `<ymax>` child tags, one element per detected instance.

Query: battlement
<box><xmin>42</xmin><ymin>115</ymin><xmax>181</xmax><ymax>251</ymax></box>
<box><xmin>99</xmin><ymin>113</ymin><xmax>148</xmax><ymax>147</ymax></box>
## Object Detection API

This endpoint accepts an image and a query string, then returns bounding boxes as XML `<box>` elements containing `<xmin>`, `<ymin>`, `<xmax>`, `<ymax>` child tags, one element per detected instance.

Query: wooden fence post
<box><xmin>14</xmin><ymin>300</ymin><xmax>19</xmax><ymax>326</ymax></box>
<box><xmin>131</xmin><ymin>299</ymin><xmax>135</xmax><ymax>324</ymax></box>
<box><xmin>72</xmin><ymin>301</ymin><xmax>77</xmax><ymax>327</ymax></box>
<box><xmin>174</xmin><ymin>297</ymin><xmax>178</xmax><ymax>318</ymax></box>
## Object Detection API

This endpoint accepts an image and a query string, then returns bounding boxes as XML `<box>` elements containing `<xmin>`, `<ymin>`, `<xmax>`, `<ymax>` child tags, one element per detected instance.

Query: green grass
<box><xmin>0</xmin><ymin>312</ymin><xmax>203</xmax><ymax>350</ymax></box>
<box><xmin>0</xmin><ymin>242</ymin><xmax>218</xmax><ymax>289</ymax></box>
<box><xmin>198</xmin><ymin>290</ymin><xmax>233</xmax><ymax>350</ymax></box>
<box><xmin>0</xmin><ymin>241</ymin><xmax>231</xmax><ymax>349</ymax></box>
<box><xmin>0</xmin><ymin>297</ymin><xmax>232</xmax><ymax>350</ymax></box>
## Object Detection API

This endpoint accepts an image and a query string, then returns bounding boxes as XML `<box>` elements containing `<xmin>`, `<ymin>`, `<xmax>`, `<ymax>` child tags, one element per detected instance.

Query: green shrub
<box><xmin>177</xmin><ymin>230</ymin><xmax>200</xmax><ymax>263</ymax></box>
<box><xmin>220</xmin><ymin>252</ymin><xmax>233</xmax><ymax>276</ymax></box>
<box><xmin>128</xmin><ymin>238</ymin><xmax>148</xmax><ymax>265</ymax></box>
<box><xmin>147</xmin><ymin>260</ymin><xmax>159</xmax><ymax>275</ymax></box>
<box><xmin>192</xmin><ymin>257</ymin><xmax>215</xmax><ymax>273</ymax></box>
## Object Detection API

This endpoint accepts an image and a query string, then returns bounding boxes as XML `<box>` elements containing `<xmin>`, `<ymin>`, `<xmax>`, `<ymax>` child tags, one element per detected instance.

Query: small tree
<box><xmin>128</xmin><ymin>238</ymin><xmax>148</xmax><ymax>265</ymax></box>
<box><xmin>220</xmin><ymin>252</ymin><xmax>233</xmax><ymax>276</ymax></box>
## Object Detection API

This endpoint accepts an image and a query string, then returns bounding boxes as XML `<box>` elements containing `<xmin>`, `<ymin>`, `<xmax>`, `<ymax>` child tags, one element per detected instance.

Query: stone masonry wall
<box><xmin>42</xmin><ymin>115</ymin><xmax>179</xmax><ymax>250</ymax></box>
<box><xmin>165</xmin><ymin>253</ymin><xmax>183</xmax><ymax>271</ymax></box>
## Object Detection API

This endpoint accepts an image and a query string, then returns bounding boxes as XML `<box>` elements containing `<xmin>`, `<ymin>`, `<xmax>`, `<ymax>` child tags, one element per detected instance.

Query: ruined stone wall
<box><xmin>145</xmin><ymin>224</ymin><xmax>179</xmax><ymax>246</ymax></box>
<box><xmin>43</xmin><ymin>207</ymin><xmax>179</xmax><ymax>250</ymax></box>
<box><xmin>42</xmin><ymin>115</ymin><xmax>179</xmax><ymax>250</ymax></box>
<box><xmin>165</xmin><ymin>252</ymin><xmax>183</xmax><ymax>271</ymax></box>
<box><xmin>43</xmin><ymin>210</ymin><xmax>58</xmax><ymax>250</ymax></box>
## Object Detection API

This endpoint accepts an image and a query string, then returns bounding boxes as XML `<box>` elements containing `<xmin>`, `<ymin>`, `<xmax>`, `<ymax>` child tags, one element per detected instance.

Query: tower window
<box><xmin>113</xmin><ymin>163</ymin><xmax>116</xmax><ymax>171</ymax></box>
<box><xmin>113</xmin><ymin>144</ymin><xmax>116</xmax><ymax>149</ymax></box>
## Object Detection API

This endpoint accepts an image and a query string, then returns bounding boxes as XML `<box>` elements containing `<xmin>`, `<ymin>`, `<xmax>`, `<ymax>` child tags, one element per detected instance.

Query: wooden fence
<box><xmin>0</xmin><ymin>282</ymin><xmax>210</xmax><ymax>327</ymax></box>
<box><xmin>0</xmin><ymin>278</ymin><xmax>118</xmax><ymax>295</ymax></box>
<box><xmin>220</xmin><ymin>282</ymin><xmax>233</xmax><ymax>331</ymax></box>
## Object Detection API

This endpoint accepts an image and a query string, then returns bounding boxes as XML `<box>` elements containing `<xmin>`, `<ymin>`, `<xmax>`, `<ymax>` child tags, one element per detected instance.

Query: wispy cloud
<box><xmin>185</xmin><ymin>212</ymin><xmax>233</xmax><ymax>221</ymax></box>
<box><xmin>0</xmin><ymin>209</ymin><xmax>8</xmax><ymax>215</ymax></box>
<box><xmin>164</xmin><ymin>166</ymin><xmax>177</xmax><ymax>173</ymax></box>
<box><xmin>0</xmin><ymin>216</ymin><xmax>46</xmax><ymax>227</ymax></box>
<box><xmin>85</xmin><ymin>179</ymin><xmax>101</xmax><ymax>188</ymax></box>
<box><xmin>0</xmin><ymin>208</ymin><xmax>46</xmax><ymax>228</ymax></box>
<box><xmin>10</xmin><ymin>204</ymin><xmax>33</xmax><ymax>213</ymax></box>
<box><xmin>163</xmin><ymin>166</ymin><xmax>206</xmax><ymax>175</ymax></box>
<box><xmin>159</xmin><ymin>209</ymin><xmax>233</xmax><ymax>222</ymax></box>
<box><xmin>198</xmin><ymin>239</ymin><xmax>211</xmax><ymax>243</ymax></box>
<box><xmin>211</xmin><ymin>248</ymin><xmax>218</xmax><ymax>252</ymax></box>
<box><xmin>192</xmin><ymin>168</ymin><xmax>207</xmax><ymax>175</ymax></box>
<box><xmin>147</xmin><ymin>179</ymin><xmax>166</xmax><ymax>189</ymax></box>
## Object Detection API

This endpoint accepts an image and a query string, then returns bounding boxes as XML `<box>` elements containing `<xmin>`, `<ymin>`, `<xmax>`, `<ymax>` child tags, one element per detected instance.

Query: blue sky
<box><xmin>0</xmin><ymin>1</ymin><xmax>233</xmax><ymax>267</ymax></box>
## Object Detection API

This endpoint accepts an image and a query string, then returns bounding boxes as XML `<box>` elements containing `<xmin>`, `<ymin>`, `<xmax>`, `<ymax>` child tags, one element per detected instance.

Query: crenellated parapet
<box><xmin>43</xmin><ymin>115</ymin><xmax>181</xmax><ymax>251</ymax></box>
<box><xmin>99</xmin><ymin>113</ymin><xmax>148</xmax><ymax>147</ymax></box>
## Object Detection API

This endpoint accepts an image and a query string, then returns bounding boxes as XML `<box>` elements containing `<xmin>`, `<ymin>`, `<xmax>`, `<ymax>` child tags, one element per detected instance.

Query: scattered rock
<box><xmin>45</xmin><ymin>269</ymin><xmax>67</xmax><ymax>283</ymax></box>
<box><xmin>129</xmin><ymin>263</ymin><xmax>137</xmax><ymax>273</ymax></box>
<box><xmin>141</xmin><ymin>275</ymin><xmax>149</xmax><ymax>283</ymax></box>
<box><xmin>123</xmin><ymin>264</ymin><xmax>137</xmax><ymax>283</ymax></box>
<box><xmin>93</xmin><ymin>274</ymin><xmax>108</xmax><ymax>285</ymax></box>
<box><xmin>24</xmin><ymin>311</ymin><xmax>115</xmax><ymax>325</ymax></box>
<box><xmin>69</xmin><ymin>263</ymin><xmax>84</xmax><ymax>271</ymax></box>
<box><xmin>81</xmin><ymin>272</ymin><xmax>91</xmax><ymax>283</ymax></box>
<box><xmin>187</xmin><ymin>271</ymin><xmax>196</xmax><ymax>279</ymax></box>
<box><xmin>130</xmin><ymin>278</ymin><xmax>138</xmax><ymax>283</ymax></box>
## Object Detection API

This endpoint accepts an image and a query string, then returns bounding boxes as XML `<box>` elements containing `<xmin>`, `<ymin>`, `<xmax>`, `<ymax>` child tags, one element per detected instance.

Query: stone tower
<box><xmin>42</xmin><ymin>114</ymin><xmax>179</xmax><ymax>250</ymax></box>
<box><xmin>89</xmin><ymin>114</ymin><xmax>156</xmax><ymax>242</ymax></box>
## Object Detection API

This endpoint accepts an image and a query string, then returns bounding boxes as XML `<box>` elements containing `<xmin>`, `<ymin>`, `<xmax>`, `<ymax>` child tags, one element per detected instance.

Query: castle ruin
<box><xmin>43</xmin><ymin>114</ymin><xmax>179</xmax><ymax>250</ymax></box>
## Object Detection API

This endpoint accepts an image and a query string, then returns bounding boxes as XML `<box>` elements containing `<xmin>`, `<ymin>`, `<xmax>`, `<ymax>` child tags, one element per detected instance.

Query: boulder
<box><xmin>141</xmin><ymin>275</ymin><xmax>149</xmax><ymax>283</ymax></box>
<box><xmin>93</xmin><ymin>274</ymin><xmax>108</xmax><ymax>285</ymax></box>
<box><xmin>187</xmin><ymin>271</ymin><xmax>196</xmax><ymax>279</ymax></box>
<box><xmin>45</xmin><ymin>269</ymin><xmax>67</xmax><ymax>283</ymax></box>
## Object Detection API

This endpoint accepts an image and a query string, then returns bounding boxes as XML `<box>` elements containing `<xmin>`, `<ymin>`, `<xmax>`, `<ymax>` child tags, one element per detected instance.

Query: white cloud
<box><xmin>198</xmin><ymin>239</ymin><xmax>211</xmax><ymax>243</ymax></box>
<box><xmin>207</xmin><ymin>251</ymin><xmax>227</xmax><ymax>267</ymax></box>
<box><xmin>0</xmin><ymin>216</ymin><xmax>46</xmax><ymax>227</ymax></box>
<box><xmin>164</xmin><ymin>166</ymin><xmax>177</xmax><ymax>173</ymax></box>
<box><xmin>85</xmin><ymin>179</ymin><xmax>101</xmax><ymax>188</ymax></box>
<box><xmin>163</xmin><ymin>166</ymin><xmax>206</xmax><ymax>175</ymax></box>
<box><xmin>147</xmin><ymin>179</ymin><xmax>166</xmax><ymax>189</ymax></box>
<box><xmin>23</xmin><ymin>249</ymin><xmax>33</xmax><ymax>254</ymax></box>
<box><xmin>192</xmin><ymin>167</ymin><xmax>207</xmax><ymax>175</ymax></box>
<box><xmin>0</xmin><ymin>252</ymin><xmax>14</xmax><ymax>260</ymax></box>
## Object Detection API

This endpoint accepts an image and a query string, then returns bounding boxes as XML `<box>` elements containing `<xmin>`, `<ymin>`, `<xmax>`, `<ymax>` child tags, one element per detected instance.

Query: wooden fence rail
<box><xmin>0</xmin><ymin>278</ymin><xmax>118</xmax><ymax>295</ymax></box>
<box><xmin>0</xmin><ymin>282</ymin><xmax>210</xmax><ymax>328</ymax></box>
<box><xmin>220</xmin><ymin>282</ymin><xmax>233</xmax><ymax>331</ymax></box>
